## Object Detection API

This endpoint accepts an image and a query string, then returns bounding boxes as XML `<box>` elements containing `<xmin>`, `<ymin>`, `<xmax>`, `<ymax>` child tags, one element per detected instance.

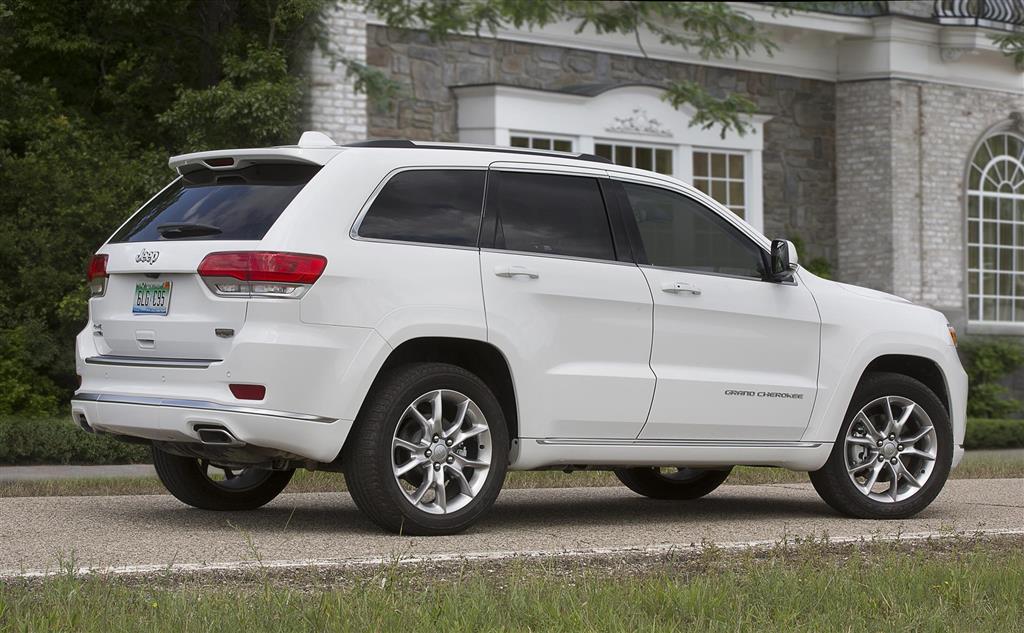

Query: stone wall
<box><xmin>364</xmin><ymin>26</ymin><xmax>838</xmax><ymax>266</ymax></box>
<box><xmin>306</xmin><ymin>5</ymin><xmax>368</xmax><ymax>144</ymax></box>
<box><xmin>837</xmin><ymin>79</ymin><xmax>1024</xmax><ymax>331</ymax></box>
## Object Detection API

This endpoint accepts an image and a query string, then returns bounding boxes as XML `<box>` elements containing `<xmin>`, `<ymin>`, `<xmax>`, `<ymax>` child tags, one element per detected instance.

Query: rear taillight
<box><xmin>197</xmin><ymin>251</ymin><xmax>327</xmax><ymax>298</ymax></box>
<box><xmin>229</xmin><ymin>384</ymin><xmax>266</xmax><ymax>400</ymax></box>
<box><xmin>87</xmin><ymin>254</ymin><xmax>108</xmax><ymax>297</ymax></box>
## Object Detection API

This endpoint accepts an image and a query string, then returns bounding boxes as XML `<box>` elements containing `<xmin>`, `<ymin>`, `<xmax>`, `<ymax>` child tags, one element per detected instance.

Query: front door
<box><xmin>615</xmin><ymin>179</ymin><xmax>820</xmax><ymax>441</ymax></box>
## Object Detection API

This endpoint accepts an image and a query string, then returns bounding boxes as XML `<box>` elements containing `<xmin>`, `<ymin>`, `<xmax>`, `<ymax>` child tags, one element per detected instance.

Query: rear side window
<box><xmin>357</xmin><ymin>170</ymin><xmax>485</xmax><ymax>247</ymax></box>
<box><xmin>110</xmin><ymin>164</ymin><xmax>320</xmax><ymax>243</ymax></box>
<box><xmin>487</xmin><ymin>171</ymin><xmax>615</xmax><ymax>261</ymax></box>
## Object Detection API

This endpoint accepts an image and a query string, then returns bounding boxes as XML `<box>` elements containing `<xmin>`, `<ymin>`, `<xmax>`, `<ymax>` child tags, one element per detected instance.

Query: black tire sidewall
<box><xmin>615</xmin><ymin>466</ymin><xmax>732</xmax><ymax>500</ymax></box>
<box><xmin>811</xmin><ymin>372</ymin><xmax>953</xmax><ymax>519</ymax></box>
<box><xmin>151</xmin><ymin>446</ymin><xmax>294</xmax><ymax>511</ymax></box>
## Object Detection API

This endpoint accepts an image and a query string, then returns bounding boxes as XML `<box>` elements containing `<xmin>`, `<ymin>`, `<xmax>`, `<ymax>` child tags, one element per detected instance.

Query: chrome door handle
<box><xmin>495</xmin><ymin>265</ymin><xmax>540</xmax><ymax>279</ymax></box>
<box><xmin>661</xmin><ymin>281</ymin><xmax>701</xmax><ymax>296</ymax></box>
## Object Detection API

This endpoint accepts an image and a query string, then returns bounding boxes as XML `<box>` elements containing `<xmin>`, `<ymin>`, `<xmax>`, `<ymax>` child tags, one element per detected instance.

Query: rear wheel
<box><xmin>343</xmin><ymin>362</ymin><xmax>509</xmax><ymax>535</ymax></box>
<box><xmin>809</xmin><ymin>372</ymin><xmax>952</xmax><ymax>519</ymax></box>
<box><xmin>615</xmin><ymin>466</ymin><xmax>732</xmax><ymax>500</ymax></box>
<box><xmin>152</xmin><ymin>446</ymin><xmax>294</xmax><ymax>511</ymax></box>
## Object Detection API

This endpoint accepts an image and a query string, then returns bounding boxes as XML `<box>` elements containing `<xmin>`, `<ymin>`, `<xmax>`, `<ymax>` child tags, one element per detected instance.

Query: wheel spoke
<box><xmin>855</xmin><ymin>412</ymin><xmax>883</xmax><ymax>440</ymax></box>
<box><xmin>847</xmin><ymin>436</ymin><xmax>877</xmax><ymax>448</ymax></box>
<box><xmin>858</xmin><ymin>462</ymin><xmax>884</xmax><ymax>494</ymax></box>
<box><xmin>896</xmin><ymin>459</ymin><xmax>923</xmax><ymax>489</ymax></box>
<box><xmin>848</xmin><ymin>457</ymin><xmax>877</xmax><ymax>474</ymax></box>
<box><xmin>887</xmin><ymin>462</ymin><xmax>900</xmax><ymax>501</ymax></box>
<box><xmin>902</xmin><ymin>447</ymin><xmax>935</xmax><ymax>461</ymax></box>
<box><xmin>447</xmin><ymin>464</ymin><xmax>474</xmax><ymax>498</ymax></box>
<box><xmin>394</xmin><ymin>455</ymin><xmax>428</xmax><ymax>477</ymax></box>
<box><xmin>411</xmin><ymin>469</ymin><xmax>433</xmax><ymax>505</ymax></box>
<box><xmin>882</xmin><ymin>397</ymin><xmax>897</xmax><ymax>436</ymax></box>
<box><xmin>443</xmin><ymin>399</ymin><xmax>471</xmax><ymax>439</ymax></box>
<box><xmin>894</xmin><ymin>403</ymin><xmax>914</xmax><ymax>436</ymax></box>
<box><xmin>454</xmin><ymin>454</ymin><xmax>488</xmax><ymax>469</ymax></box>
<box><xmin>393</xmin><ymin>437</ymin><xmax>425</xmax><ymax>453</ymax></box>
<box><xmin>408</xmin><ymin>407</ymin><xmax>432</xmax><ymax>436</ymax></box>
<box><xmin>452</xmin><ymin>423</ymin><xmax>488</xmax><ymax>447</ymax></box>
<box><xmin>434</xmin><ymin>469</ymin><xmax>447</xmax><ymax>511</ymax></box>
<box><xmin>901</xmin><ymin>427</ymin><xmax>932</xmax><ymax>445</ymax></box>
<box><xmin>430</xmin><ymin>390</ymin><xmax>445</xmax><ymax>436</ymax></box>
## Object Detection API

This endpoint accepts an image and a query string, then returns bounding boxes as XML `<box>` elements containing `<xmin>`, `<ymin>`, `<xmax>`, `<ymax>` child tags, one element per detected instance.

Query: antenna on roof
<box><xmin>297</xmin><ymin>131</ymin><xmax>337</xmax><ymax>148</ymax></box>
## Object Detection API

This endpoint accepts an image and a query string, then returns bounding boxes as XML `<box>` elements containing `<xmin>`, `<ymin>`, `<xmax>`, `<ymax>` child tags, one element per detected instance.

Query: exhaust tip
<box><xmin>194</xmin><ymin>425</ymin><xmax>245</xmax><ymax>447</ymax></box>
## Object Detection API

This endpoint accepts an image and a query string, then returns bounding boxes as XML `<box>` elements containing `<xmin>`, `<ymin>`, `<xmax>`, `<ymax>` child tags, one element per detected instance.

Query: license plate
<box><xmin>133</xmin><ymin>281</ymin><xmax>172</xmax><ymax>315</ymax></box>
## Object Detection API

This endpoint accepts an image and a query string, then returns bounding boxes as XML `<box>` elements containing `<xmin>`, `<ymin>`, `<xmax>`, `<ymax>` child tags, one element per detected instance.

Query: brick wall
<box><xmin>306</xmin><ymin>5</ymin><xmax>368</xmax><ymax>144</ymax></box>
<box><xmin>363</xmin><ymin>26</ymin><xmax>838</xmax><ymax>267</ymax></box>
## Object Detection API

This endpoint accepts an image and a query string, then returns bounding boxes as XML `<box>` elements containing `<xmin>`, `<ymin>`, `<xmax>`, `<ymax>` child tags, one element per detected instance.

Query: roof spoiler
<box><xmin>167</xmin><ymin>132</ymin><xmax>342</xmax><ymax>174</ymax></box>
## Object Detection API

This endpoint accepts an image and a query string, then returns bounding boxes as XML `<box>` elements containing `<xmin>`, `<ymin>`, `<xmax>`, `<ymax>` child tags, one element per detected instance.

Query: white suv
<box><xmin>73</xmin><ymin>132</ymin><xmax>967</xmax><ymax>535</ymax></box>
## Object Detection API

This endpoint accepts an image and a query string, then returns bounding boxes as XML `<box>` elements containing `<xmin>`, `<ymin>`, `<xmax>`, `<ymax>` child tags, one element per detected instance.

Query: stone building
<box><xmin>308</xmin><ymin>1</ymin><xmax>1024</xmax><ymax>345</ymax></box>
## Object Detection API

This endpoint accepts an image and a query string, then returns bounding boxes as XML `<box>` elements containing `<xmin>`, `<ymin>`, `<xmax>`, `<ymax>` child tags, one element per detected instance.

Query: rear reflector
<box><xmin>229</xmin><ymin>384</ymin><xmax>266</xmax><ymax>400</ymax></box>
<box><xmin>87</xmin><ymin>254</ymin><xmax>108</xmax><ymax>296</ymax></box>
<box><xmin>198</xmin><ymin>252</ymin><xmax>327</xmax><ymax>284</ymax></box>
<box><xmin>204</xmin><ymin>157</ymin><xmax>235</xmax><ymax>167</ymax></box>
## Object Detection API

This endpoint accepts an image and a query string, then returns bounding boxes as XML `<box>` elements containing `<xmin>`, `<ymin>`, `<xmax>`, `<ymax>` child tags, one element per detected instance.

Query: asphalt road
<box><xmin>1</xmin><ymin>479</ymin><xmax>1021</xmax><ymax>576</ymax></box>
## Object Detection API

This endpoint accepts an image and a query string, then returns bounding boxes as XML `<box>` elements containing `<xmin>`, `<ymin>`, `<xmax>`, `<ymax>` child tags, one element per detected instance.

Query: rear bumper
<box><xmin>71</xmin><ymin>392</ymin><xmax>352</xmax><ymax>462</ymax></box>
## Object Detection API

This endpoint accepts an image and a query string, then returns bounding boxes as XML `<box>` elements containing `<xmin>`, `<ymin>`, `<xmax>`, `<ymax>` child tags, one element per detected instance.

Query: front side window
<box><xmin>358</xmin><ymin>169</ymin><xmax>486</xmax><ymax>247</ymax></box>
<box><xmin>622</xmin><ymin>182</ymin><xmax>764</xmax><ymax>278</ymax></box>
<box><xmin>967</xmin><ymin>132</ymin><xmax>1024</xmax><ymax>323</ymax></box>
<box><xmin>595</xmin><ymin>142</ymin><xmax>673</xmax><ymax>175</ymax></box>
<box><xmin>693</xmin><ymin>151</ymin><xmax>747</xmax><ymax>219</ymax></box>
<box><xmin>486</xmin><ymin>171</ymin><xmax>615</xmax><ymax>261</ymax></box>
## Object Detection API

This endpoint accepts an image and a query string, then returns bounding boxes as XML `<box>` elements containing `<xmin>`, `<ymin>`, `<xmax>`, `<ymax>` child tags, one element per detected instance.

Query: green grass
<box><xmin>1</xmin><ymin>539</ymin><xmax>1021</xmax><ymax>632</ymax></box>
<box><xmin>2</xmin><ymin>449</ymin><xmax>1020</xmax><ymax>498</ymax></box>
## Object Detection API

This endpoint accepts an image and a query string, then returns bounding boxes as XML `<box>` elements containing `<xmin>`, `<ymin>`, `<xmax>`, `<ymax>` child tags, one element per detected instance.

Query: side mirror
<box><xmin>769</xmin><ymin>239</ymin><xmax>799</xmax><ymax>281</ymax></box>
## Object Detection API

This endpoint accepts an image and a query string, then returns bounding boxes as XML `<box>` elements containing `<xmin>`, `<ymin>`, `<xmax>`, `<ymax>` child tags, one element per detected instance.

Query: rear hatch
<box><xmin>90</xmin><ymin>163</ymin><xmax>320</xmax><ymax>361</ymax></box>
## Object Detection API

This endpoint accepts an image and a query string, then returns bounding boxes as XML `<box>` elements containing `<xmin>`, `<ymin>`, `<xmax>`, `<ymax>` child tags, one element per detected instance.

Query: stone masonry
<box><xmin>365</xmin><ymin>26</ymin><xmax>838</xmax><ymax>267</ymax></box>
<box><xmin>837</xmin><ymin>79</ymin><xmax>1024</xmax><ymax>330</ymax></box>
<box><xmin>306</xmin><ymin>5</ymin><xmax>368</xmax><ymax>144</ymax></box>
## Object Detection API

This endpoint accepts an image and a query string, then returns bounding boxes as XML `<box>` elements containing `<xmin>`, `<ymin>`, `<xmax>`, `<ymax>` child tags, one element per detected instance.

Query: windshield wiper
<box><xmin>157</xmin><ymin>223</ymin><xmax>222</xmax><ymax>238</ymax></box>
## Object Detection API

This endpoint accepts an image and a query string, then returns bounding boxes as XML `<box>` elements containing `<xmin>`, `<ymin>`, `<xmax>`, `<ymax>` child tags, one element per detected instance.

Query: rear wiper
<box><xmin>157</xmin><ymin>223</ymin><xmax>222</xmax><ymax>238</ymax></box>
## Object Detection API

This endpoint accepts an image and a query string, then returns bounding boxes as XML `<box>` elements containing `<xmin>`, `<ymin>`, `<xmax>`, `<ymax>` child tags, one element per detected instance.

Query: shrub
<box><xmin>964</xmin><ymin>418</ymin><xmax>1024</xmax><ymax>450</ymax></box>
<box><xmin>959</xmin><ymin>338</ymin><xmax>1024</xmax><ymax>419</ymax></box>
<box><xmin>0</xmin><ymin>416</ymin><xmax>149</xmax><ymax>465</ymax></box>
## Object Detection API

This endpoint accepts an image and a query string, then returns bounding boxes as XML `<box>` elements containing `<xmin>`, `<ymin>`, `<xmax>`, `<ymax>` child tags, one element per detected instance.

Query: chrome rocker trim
<box><xmin>84</xmin><ymin>355</ymin><xmax>219</xmax><ymax>369</ymax></box>
<box><xmin>72</xmin><ymin>392</ymin><xmax>336</xmax><ymax>424</ymax></box>
<box><xmin>535</xmin><ymin>438</ymin><xmax>823</xmax><ymax>448</ymax></box>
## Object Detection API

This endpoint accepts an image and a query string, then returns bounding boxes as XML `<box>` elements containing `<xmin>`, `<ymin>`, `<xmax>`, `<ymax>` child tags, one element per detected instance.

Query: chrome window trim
<box><xmin>84</xmin><ymin>355</ymin><xmax>219</xmax><ymax>369</ymax></box>
<box><xmin>348</xmin><ymin>165</ymin><xmax>488</xmax><ymax>245</ymax></box>
<box><xmin>72</xmin><ymin>392</ymin><xmax>336</xmax><ymax>424</ymax></box>
<box><xmin>479</xmin><ymin>247</ymin><xmax>636</xmax><ymax>268</ymax></box>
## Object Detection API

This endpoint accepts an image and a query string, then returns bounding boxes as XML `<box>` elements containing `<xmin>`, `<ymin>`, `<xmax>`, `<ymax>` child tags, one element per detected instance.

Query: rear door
<box><xmin>612</xmin><ymin>179</ymin><xmax>821</xmax><ymax>441</ymax></box>
<box><xmin>479</xmin><ymin>165</ymin><xmax>655</xmax><ymax>440</ymax></box>
<box><xmin>91</xmin><ymin>163</ymin><xmax>320</xmax><ymax>361</ymax></box>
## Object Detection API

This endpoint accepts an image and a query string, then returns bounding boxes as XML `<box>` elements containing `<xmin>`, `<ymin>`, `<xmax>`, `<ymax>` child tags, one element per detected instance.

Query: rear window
<box><xmin>109</xmin><ymin>163</ymin><xmax>320</xmax><ymax>243</ymax></box>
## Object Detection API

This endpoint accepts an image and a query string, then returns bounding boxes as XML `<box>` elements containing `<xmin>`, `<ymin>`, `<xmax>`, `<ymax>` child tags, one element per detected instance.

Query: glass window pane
<box><xmin>729</xmin><ymin>181</ymin><xmax>744</xmax><ymax>206</ymax></box>
<box><xmin>553</xmin><ymin>140</ymin><xmax>572</xmax><ymax>152</ymax></box>
<box><xmin>969</xmin><ymin>272</ymin><xmax>979</xmax><ymax>294</ymax></box>
<box><xmin>1001</xmin><ymin>222</ymin><xmax>1013</xmax><ymax>245</ymax></box>
<box><xmin>595</xmin><ymin>144</ymin><xmax>612</xmax><ymax>160</ymax></box>
<box><xmin>710</xmin><ymin>153</ymin><xmax>727</xmax><ymax>177</ymax></box>
<box><xmin>968</xmin><ymin>244</ymin><xmax>979</xmax><ymax>268</ymax></box>
<box><xmin>984</xmin><ymin>197</ymin><xmax>997</xmax><ymax>219</ymax></box>
<box><xmin>984</xmin><ymin>222</ymin><xmax>997</xmax><ymax>244</ymax></box>
<box><xmin>655</xmin><ymin>149</ymin><xmax>673</xmax><ymax>175</ymax></box>
<box><xmin>531</xmin><ymin>138</ymin><xmax>551</xmax><ymax>150</ymax></box>
<box><xmin>1000</xmin><ymin>248</ymin><xmax>1014</xmax><ymax>270</ymax></box>
<box><xmin>489</xmin><ymin>171</ymin><xmax>614</xmax><ymax>261</ymax></box>
<box><xmin>968</xmin><ymin>221</ymin><xmax>979</xmax><ymax>244</ymax></box>
<box><xmin>983</xmin><ymin>272</ymin><xmax>996</xmax><ymax>293</ymax></box>
<box><xmin>693</xmin><ymin>179</ymin><xmax>709</xmax><ymax>195</ymax></box>
<box><xmin>969</xmin><ymin>297</ymin><xmax>980</xmax><ymax>320</ymax></box>
<box><xmin>693</xmin><ymin>152</ymin><xmax>708</xmax><ymax>177</ymax></box>
<box><xmin>711</xmin><ymin>180</ymin><xmax>727</xmax><ymax>204</ymax></box>
<box><xmin>623</xmin><ymin>183</ymin><xmax>764</xmax><ymax>278</ymax></box>
<box><xmin>968</xmin><ymin>195</ymin><xmax>980</xmax><ymax>218</ymax></box>
<box><xmin>984</xmin><ymin>298</ymin><xmax>996</xmax><ymax>320</ymax></box>
<box><xmin>729</xmin><ymin>154</ymin><xmax>744</xmax><ymax>178</ymax></box>
<box><xmin>730</xmin><ymin>206</ymin><xmax>745</xmax><ymax>220</ymax></box>
<box><xmin>614</xmin><ymin>145</ymin><xmax>633</xmax><ymax>167</ymax></box>
<box><xmin>359</xmin><ymin>170</ymin><xmax>485</xmax><ymax>247</ymax></box>
<box><xmin>510</xmin><ymin>136</ymin><xmax>529</xmax><ymax>148</ymax></box>
<box><xmin>1000</xmin><ymin>197</ymin><xmax>1013</xmax><ymax>221</ymax></box>
<box><xmin>635</xmin><ymin>147</ymin><xmax>653</xmax><ymax>172</ymax></box>
<box><xmin>999</xmin><ymin>300</ymin><xmax>1013</xmax><ymax>321</ymax></box>
<box><xmin>983</xmin><ymin>248</ymin><xmax>996</xmax><ymax>269</ymax></box>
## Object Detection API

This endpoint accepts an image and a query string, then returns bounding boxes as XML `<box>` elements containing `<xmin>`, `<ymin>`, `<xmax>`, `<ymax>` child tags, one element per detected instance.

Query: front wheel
<box><xmin>152</xmin><ymin>446</ymin><xmax>294</xmax><ymax>511</ymax></box>
<box><xmin>809</xmin><ymin>372</ymin><xmax>953</xmax><ymax>519</ymax></box>
<box><xmin>615</xmin><ymin>466</ymin><xmax>732</xmax><ymax>500</ymax></box>
<box><xmin>343</xmin><ymin>362</ymin><xmax>509</xmax><ymax>536</ymax></box>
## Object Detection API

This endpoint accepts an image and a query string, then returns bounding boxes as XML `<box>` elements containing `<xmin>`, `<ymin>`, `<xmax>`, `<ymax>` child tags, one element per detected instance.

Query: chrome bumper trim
<box><xmin>71</xmin><ymin>392</ymin><xmax>336</xmax><ymax>424</ymax></box>
<box><xmin>84</xmin><ymin>355</ymin><xmax>219</xmax><ymax>369</ymax></box>
<box><xmin>535</xmin><ymin>438</ymin><xmax>823</xmax><ymax>448</ymax></box>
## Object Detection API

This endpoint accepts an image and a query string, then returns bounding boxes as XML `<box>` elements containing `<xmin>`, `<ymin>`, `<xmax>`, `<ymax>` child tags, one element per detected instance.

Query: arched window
<box><xmin>967</xmin><ymin>131</ymin><xmax>1024</xmax><ymax>324</ymax></box>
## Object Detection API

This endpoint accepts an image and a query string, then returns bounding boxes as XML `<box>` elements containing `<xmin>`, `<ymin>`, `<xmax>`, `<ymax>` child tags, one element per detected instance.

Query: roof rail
<box><xmin>343</xmin><ymin>139</ymin><xmax>613</xmax><ymax>165</ymax></box>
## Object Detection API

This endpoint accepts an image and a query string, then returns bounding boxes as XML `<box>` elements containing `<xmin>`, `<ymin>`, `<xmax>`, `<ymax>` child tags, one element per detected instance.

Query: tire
<box><xmin>152</xmin><ymin>446</ymin><xmax>294</xmax><ymax>511</ymax></box>
<box><xmin>615</xmin><ymin>466</ymin><xmax>732</xmax><ymax>500</ymax></box>
<box><xmin>342</xmin><ymin>362</ymin><xmax>509</xmax><ymax>536</ymax></box>
<box><xmin>809</xmin><ymin>371</ymin><xmax>953</xmax><ymax>519</ymax></box>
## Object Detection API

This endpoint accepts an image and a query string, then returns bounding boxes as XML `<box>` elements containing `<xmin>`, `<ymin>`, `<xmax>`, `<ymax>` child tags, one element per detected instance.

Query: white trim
<box><xmin>454</xmin><ymin>84</ymin><xmax>770</xmax><ymax>230</ymax></box>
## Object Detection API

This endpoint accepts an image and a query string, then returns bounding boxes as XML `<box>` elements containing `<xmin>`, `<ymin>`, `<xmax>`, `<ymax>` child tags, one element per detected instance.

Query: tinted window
<box><xmin>623</xmin><ymin>183</ymin><xmax>764</xmax><ymax>278</ymax></box>
<box><xmin>489</xmin><ymin>171</ymin><xmax>615</xmax><ymax>260</ymax></box>
<box><xmin>358</xmin><ymin>170</ymin><xmax>485</xmax><ymax>246</ymax></box>
<box><xmin>110</xmin><ymin>164</ymin><xmax>320</xmax><ymax>243</ymax></box>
